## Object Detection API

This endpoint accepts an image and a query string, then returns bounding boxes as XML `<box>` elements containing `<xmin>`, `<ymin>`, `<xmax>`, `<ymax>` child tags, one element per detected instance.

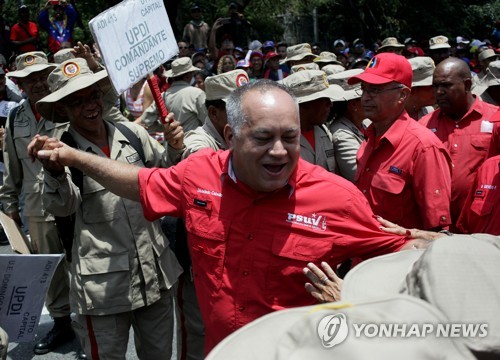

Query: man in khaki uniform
<box><xmin>0</xmin><ymin>52</ymin><xmax>73</xmax><ymax>355</ymax></box>
<box><xmin>182</xmin><ymin>69</ymin><xmax>249</xmax><ymax>157</ymax></box>
<box><xmin>283</xmin><ymin>70</ymin><xmax>344</xmax><ymax>172</ymax></box>
<box><xmin>174</xmin><ymin>69</ymin><xmax>249</xmax><ymax>359</ymax></box>
<box><xmin>140</xmin><ymin>57</ymin><xmax>207</xmax><ymax>132</ymax></box>
<box><xmin>35</xmin><ymin>58</ymin><xmax>184</xmax><ymax>359</ymax></box>
<box><xmin>473</xmin><ymin>60</ymin><xmax>500</xmax><ymax>106</ymax></box>
<box><xmin>328</xmin><ymin>68</ymin><xmax>369</xmax><ymax>182</ymax></box>
<box><xmin>406</xmin><ymin>56</ymin><xmax>436</xmax><ymax>120</ymax></box>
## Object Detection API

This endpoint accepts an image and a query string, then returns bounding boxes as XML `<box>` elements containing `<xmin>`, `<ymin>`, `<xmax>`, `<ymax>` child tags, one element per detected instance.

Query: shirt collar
<box><xmin>366</xmin><ymin>111</ymin><xmax>411</xmax><ymax>149</ymax></box>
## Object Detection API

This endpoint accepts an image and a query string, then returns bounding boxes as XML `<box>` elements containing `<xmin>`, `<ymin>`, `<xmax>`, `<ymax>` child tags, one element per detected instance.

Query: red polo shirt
<box><xmin>456</xmin><ymin>155</ymin><xmax>500</xmax><ymax>235</ymax></box>
<box><xmin>355</xmin><ymin>111</ymin><xmax>452</xmax><ymax>230</ymax></box>
<box><xmin>138</xmin><ymin>149</ymin><xmax>407</xmax><ymax>352</ymax></box>
<box><xmin>10</xmin><ymin>21</ymin><xmax>38</xmax><ymax>53</ymax></box>
<box><xmin>419</xmin><ymin>98</ymin><xmax>499</xmax><ymax>225</ymax></box>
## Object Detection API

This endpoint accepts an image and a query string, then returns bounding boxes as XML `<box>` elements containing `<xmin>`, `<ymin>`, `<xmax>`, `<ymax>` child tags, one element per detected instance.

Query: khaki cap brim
<box><xmin>296</xmin><ymin>84</ymin><xmax>345</xmax><ymax>103</ymax></box>
<box><xmin>7</xmin><ymin>63</ymin><xmax>57</xmax><ymax>78</ymax></box>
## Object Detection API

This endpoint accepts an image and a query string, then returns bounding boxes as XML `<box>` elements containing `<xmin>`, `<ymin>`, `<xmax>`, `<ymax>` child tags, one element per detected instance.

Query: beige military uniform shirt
<box><xmin>182</xmin><ymin>117</ymin><xmax>226</xmax><ymax>160</ymax></box>
<box><xmin>42</xmin><ymin>121</ymin><xmax>183</xmax><ymax>316</ymax></box>
<box><xmin>0</xmin><ymin>100</ymin><xmax>69</xmax><ymax>220</ymax></box>
<box><xmin>300</xmin><ymin>124</ymin><xmax>336</xmax><ymax>173</ymax></box>
<box><xmin>329</xmin><ymin>116</ymin><xmax>366</xmax><ymax>182</ymax></box>
<box><xmin>141</xmin><ymin>81</ymin><xmax>207</xmax><ymax>133</ymax></box>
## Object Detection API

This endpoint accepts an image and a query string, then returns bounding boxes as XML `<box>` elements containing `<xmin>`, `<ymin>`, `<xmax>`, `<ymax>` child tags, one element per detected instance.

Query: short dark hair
<box><xmin>205</xmin><ymin>99</ymin><xmax>225</xmax><ymax>110</ymax></box>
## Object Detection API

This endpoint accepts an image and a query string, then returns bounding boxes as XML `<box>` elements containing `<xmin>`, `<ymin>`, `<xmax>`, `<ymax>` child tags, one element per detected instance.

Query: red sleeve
<box><xmin>333</xmin><ymin>185</ymin><xmax>408</xmax><ymax>261</ymax></box>
<box><xmin>488</xmin><ymin>122</ymin><xmax>500</xmax><ymax>158</ymax></box>
<box><xmin>413</xmin><ymin>144</ymin><xmax>452</xmax><ymax>229</ymax></box>
<box><xmin>456</xmin><ymin>171</ymin><xmax>477</xmax><ymax>234</ymax></box>
<box><xmin>138</xmin><ymin>160</ymin><xmax>188</xmax><ymax>221</ymax></box>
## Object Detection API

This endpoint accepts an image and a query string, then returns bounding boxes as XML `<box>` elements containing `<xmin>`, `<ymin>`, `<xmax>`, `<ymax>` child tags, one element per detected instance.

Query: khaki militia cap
<box><xmin>205</xmin><ymin>69</ymin><xmax>249</xmax><ymax>101</ymax></box>
<box><xmin>283</xmin><ymin>69</ymin><xmax>344</xmax><ymax>103</ymax></box>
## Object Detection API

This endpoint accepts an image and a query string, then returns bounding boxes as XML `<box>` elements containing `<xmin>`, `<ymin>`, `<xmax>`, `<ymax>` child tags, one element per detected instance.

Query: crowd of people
<box><xmin>0</xmin><ymin>2</ymin><xmax>498</xmax><ymax>360</ymax></box>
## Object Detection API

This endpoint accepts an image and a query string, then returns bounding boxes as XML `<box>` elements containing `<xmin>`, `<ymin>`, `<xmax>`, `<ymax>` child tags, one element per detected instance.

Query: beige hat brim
<box><xmin>412</xmin><ymin>77</ymin><xmax>433</xmax><ymax>87</ymax></box>
<box><xmin>343</xmin><ymin>88</ymin><xmax>361</xmax><ymax>101</ymax></box>
<box><xmin>165</xmin><ymin>65</ymin><xmax>199</xmax><ymax>78</ymax></box>
<box><xmin>314</xmin><ymin>58</ymin><xmax>343</xmax><ymax>65</ymax></box>
<box><xmin>36</xmin><ymin>70</ymin><xmax>111</xmax><ymax>123</ymax></box>
<box><xmin>7</xmin><ymin>63</ymin><xmax>57</xmax><ymax>78</ymax></box>
<box><xmin>429</xmin><ymin>44</ymin><xmax>451</xmax><ymax>50</ymax></box>
<box><xmin>342</xmin><ymin>249</ymin><xmax>425</xmax><ymax>302</ymax></box>
<box><xmin>283</xmin><ymin>53</ymin><xmax>318</xmax><ymax>63</ymax></box>
<box><xmin>378</xmin><ymin>44</ymin><xmax>405</xmax><ymax>51</ymax></box>
<box><xmin>296</xmin><ymin>84</ymin><xmax>345</xmax><ymax>103</ymax></box>
<box><xmin>207</xmin><ymin>295</ymin><xmax>474</xmax><ymax>360</ymax></box>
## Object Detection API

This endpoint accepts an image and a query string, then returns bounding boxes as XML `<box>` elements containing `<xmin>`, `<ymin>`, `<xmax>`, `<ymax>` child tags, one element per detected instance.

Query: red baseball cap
<box><xmin>348</xmin><ymin>53</ymin><xmax>412</xmax><ymax>88</ymax></box>
<box><xmin>265</xmin><ymin>51</ymin><xmax>280</xmax><ymax>61</ymax></box>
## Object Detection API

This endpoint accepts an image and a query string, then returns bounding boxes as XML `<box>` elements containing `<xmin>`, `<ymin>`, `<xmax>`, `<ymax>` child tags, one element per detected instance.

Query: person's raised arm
<box><xmin>28</xmin><ymin>135</ymin><xmax>141</xmax><ymax>201</ymax></box>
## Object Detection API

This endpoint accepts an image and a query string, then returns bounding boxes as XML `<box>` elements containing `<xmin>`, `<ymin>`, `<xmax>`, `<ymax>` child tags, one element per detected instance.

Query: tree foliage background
<box><xmin>4</xmin><ymin>0</ymin><xmax>499</xmax><ymax>52</ymax></box>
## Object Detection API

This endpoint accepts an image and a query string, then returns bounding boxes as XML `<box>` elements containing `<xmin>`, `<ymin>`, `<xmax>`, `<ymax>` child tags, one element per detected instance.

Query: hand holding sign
<box><xmin>89</xmin><ymin>0</ymin><xmax>178</xmax><ymax>120</ymax></box>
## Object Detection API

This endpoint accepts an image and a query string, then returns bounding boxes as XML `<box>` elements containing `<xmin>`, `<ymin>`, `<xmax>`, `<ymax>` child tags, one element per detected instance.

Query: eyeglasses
<box><xmin>356</xmin><ymin>85</ymin><xmax>405</xmax><ymax>96</ymax></box>
<box><xmin>65</xmin><ymin>90</ymin><xmax>103</xmax><ymax>108</ymax></box>
<box><xmin>178</xmin><ymin>46</ymin><xmax>189</xmax><ymax>50</ymax></box>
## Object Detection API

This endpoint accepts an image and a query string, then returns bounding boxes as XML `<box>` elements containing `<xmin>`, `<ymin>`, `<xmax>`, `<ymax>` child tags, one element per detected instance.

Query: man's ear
<box><xmin>207</xmin><ymin>105</ymin><xmax>218</xmax><ymax>122</ymax></box>
<box><xmin>399</xmin><ymin>87</ymin><xmax>411</xmax><ymax>103</ymax></box>
<box><xmin>464</xmin><ymin>78</ymin><xmax>473</xmax><ymax>92</ymax></box>
<box><xmin>223</xmin><ymin>124</ymin><xmax>235</xmax><ymax>149</ymax></box>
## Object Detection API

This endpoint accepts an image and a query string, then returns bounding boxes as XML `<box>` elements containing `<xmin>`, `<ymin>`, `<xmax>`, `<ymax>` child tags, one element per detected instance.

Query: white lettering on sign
<box><xmin>89</xmin><ymin>0</ymin><xmax>178</xmax><ymax>94</ymax></box>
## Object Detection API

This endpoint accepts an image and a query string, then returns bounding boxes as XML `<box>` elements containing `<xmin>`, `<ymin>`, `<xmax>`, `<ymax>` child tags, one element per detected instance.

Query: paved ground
<box><xmin>1</xmin><ymin>242</ymin><xmax>139</xmax><ymax>360</ymax></box>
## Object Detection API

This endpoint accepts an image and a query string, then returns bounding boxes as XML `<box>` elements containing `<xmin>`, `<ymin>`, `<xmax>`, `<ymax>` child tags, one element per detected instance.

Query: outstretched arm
<box><xmin>28</xmin><ymin>135</ymin><xmax>141</xmax><ymax>201</ymax></box>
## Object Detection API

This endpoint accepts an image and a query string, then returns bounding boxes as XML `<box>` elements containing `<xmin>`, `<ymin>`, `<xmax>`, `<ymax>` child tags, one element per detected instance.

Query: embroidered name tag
<box><xmin>389</xmin><ymin>165</ymin><xmax>403</xmax><ymax>176</ymax></box>
<box><xmin>126</xmin><ymin>153</ymin><xmax>141</xmax><ymax>164</ymax></box>
<box><xmin>194</xmin><ymin>199</ymin><xmax>207</xmax><ymax>207</ymax></box>
<box><xmin>475</xmin><ymin>190</ymin><xmax>484</xmax><ymax>198</ymax></box>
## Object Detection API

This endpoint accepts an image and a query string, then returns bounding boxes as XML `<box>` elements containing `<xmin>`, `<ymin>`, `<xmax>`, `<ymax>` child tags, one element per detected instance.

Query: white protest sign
<box><xmin>89</xmin><ymin>0</ymin><xmax>178</xmax><ymax>94</ymax></box>
<box><xmin>0</xmin><ymin>101</ymin><xmax>17</xmax><ymax>118</ymax></box>
<box><xmin>0</xmin><ymin>254</ymin><xmax>64</xmax><ymax>342</ymax></box>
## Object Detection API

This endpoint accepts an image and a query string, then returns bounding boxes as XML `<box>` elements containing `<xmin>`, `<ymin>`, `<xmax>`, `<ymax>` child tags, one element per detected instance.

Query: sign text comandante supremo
<box><xmin>115</xmin><ymin>18</ymin><xmax>168</xmax><ymax>82</ymax></box>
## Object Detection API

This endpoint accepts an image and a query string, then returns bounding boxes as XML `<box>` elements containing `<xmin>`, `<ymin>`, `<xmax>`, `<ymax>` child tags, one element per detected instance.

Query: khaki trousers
<box><xmin>74</xmin><ymin>286</ymin><xmax>179</xmax><ymax>360</ymax></box>
<box><xmin>28</xmin><ymin>218</ymin><xmax>71</xmax><ymax>318</ymax></box>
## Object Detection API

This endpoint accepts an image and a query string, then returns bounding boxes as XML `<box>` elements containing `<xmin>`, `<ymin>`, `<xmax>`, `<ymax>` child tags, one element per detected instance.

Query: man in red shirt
<box><xmin>457</xmin><ymin>110</ymin><xmax>500</xmax><ymax>235</ymax></box>
<box><xmin>349</xmin><ymin>53</ymin><xmax>452</xmax><ymax>230</ymax></box>
<box><xmin>10</xmin><ymin>5</ymin><xmax>38</xmax><ymax>54</ymax></box>
<box><xmin>29</xmin><ymin>80</ymin><xmax>425</xmax><ymax>354</ymax></box>
<box><xmin>456</xmin><ymin>155</ymin><xmax>500</xmax><ymax>235</ymax></box>
<box><xmin>420</xmin><ymin>58</ymin><xmax>499</xmax><ymax>228</ymax></box>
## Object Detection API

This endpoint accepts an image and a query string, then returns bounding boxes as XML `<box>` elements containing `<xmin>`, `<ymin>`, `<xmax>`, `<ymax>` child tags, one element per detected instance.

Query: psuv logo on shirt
<box><xmin>287</xmin><ymin>213</ymin><xmax>327</xmax><ymax>231</ymax></box>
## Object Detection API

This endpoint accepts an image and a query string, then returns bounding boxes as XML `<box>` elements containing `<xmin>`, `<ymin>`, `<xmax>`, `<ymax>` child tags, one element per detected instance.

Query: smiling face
<box><xmin>60</xmin><ymin>84</ymin><xmax>104</xmax><ymax>135</ymax></box>
<box><xmin>17</xmin><ymin>68</ymin><xmax>53</xmax><ymax>106</ymax></box>
<box><xmin>225</xmin><ymin>87</ymin><xmax>300</xmax><ymax>193</ymax></box>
